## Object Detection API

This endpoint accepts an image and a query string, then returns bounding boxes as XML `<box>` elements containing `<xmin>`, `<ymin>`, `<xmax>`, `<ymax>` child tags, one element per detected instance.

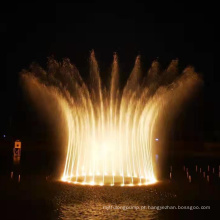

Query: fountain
<box><xmin>21</xmin><ymin>51</ymin><xmax>201</xmax><ymax>186</ymax></box>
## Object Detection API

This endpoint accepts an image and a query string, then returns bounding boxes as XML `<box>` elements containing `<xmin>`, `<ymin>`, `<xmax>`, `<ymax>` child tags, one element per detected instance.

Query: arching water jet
<box><xmin>21</xmin><ymin>51</ymin><xmax>201</xmax><ymax>186</ymax></box>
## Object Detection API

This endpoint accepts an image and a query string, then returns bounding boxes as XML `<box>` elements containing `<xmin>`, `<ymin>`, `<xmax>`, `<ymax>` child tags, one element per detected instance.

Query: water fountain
<box><xmin>21</xmin><ymin>51</ymin><xmax>201</xmax><ymax>186</ymax></box>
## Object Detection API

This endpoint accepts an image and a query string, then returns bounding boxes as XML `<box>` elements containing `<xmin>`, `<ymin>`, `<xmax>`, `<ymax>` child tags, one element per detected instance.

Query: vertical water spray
<box><xmin>21</xmin><ymin>51</ymin><xmax>201</xmax><ymax>186</ymax></box>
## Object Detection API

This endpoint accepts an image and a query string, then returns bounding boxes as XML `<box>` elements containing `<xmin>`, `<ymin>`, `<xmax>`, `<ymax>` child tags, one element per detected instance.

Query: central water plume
<box><xmin>21</xmin><ymin>51</ymin><xmax>201</xmax><ymax>186</ymax></box>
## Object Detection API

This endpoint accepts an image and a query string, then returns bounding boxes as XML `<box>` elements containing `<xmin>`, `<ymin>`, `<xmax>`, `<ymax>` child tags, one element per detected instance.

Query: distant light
<box><xmin>3</xmin><ymin>135</ymin><xmax>6</xmax><ymax>138</ymax></box>
<box><xmin>155</xmin><ymin>138</ymin><xmax>159</xmax><ymax>141</ymax></box>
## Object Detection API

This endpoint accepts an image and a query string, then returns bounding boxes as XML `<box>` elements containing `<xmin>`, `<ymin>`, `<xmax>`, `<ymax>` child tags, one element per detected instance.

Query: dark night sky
<box><xmin>0</xmin><ymin>3</ymin><xmax>218</xmax><ymax>145</ymax></box>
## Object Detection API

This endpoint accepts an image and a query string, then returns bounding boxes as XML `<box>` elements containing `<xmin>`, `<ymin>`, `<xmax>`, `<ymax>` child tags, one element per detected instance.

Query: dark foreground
<box><xmin>0</xmin><ymin>149</ymin><xmax>220</xmax><ymax>219</ymax></box>
<box><xmin>0</xmin><ymin>169</ymin><xmax>220</xmax><ymax>220</ymax></box>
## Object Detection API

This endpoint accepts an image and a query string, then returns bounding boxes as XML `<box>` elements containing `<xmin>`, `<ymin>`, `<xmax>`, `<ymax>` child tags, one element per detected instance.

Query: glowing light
<box><xmin>61</xmin><ymin>52</ymin><xmax>158</xmax><ymax>186</ymax></box>
<box><xmin>61</xmin><ymin>177</ymin><xmax>67</xmax><ymax>182</ymax></box>
<box><xmin>22</xmin><ymin>51</ymin><xmax>201</xmax><ymax>186</ymax></box>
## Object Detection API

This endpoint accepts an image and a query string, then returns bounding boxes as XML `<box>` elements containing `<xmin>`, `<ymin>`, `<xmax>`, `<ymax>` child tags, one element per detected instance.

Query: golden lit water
<box><xmin>21</xmin><ymin>51</ymin><xmax>201</xmax><ymax>186</ymax></box>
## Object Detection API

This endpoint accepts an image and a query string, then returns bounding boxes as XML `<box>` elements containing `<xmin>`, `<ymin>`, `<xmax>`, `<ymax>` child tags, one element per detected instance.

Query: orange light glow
<box><xmin>22</xmin><ymin>51</ymin><xmax>201</xmax><ymax>186</ymax></box>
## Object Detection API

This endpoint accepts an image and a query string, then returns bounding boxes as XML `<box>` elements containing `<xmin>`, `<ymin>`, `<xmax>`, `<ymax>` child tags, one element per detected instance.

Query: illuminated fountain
<box><xmin>21</xmin><ymin>51</ymin><xmax>201</xmax><ymax>186</ymax></box>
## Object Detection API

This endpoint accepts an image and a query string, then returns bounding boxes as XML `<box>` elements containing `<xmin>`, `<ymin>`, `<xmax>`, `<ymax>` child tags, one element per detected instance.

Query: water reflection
<box><xmin>60</xmin><ymin>202</ymin><xmax>158</xmax><ymax>220</ymax></box>
<box><xmin>54</xmin><ymin>183</ymin><xmax>175</xmax><ymax>220</ymax></box>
